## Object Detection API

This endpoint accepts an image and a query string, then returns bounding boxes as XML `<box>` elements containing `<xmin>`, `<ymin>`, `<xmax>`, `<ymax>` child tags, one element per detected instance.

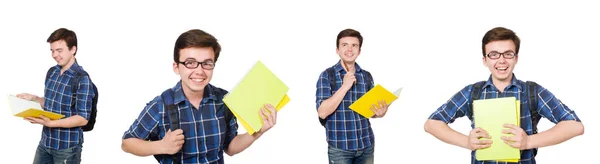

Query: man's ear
<box><xmin>173</xmin><ymin>62</ymin><xmax>180</xmax><ymax>75</ymax></box>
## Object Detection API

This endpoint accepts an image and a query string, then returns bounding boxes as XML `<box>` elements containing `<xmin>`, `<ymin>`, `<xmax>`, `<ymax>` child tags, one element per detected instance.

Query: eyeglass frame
<box><xmin>176</xmin><ymin>60</ymin><xmax>216</xmax><ymax>70</ymax></box>
<box><xmin>486</xmin><ymin>51</ymin><xmax>517</xmax><ymax>59</ymax></box>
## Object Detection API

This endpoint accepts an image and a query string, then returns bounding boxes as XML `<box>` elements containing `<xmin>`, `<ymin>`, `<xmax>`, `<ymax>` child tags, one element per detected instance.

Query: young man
<box><xmin>424</xmin><ymin>27</ymin><xmax>584</xmax><ymax>164</ymax></box>
<box><xmin>315</xmin><ymin>28</ymin><xmax>389</xmax><ymax>164</ymax></box>
<box><xmin>17</xmin><ymin>28</ymin><xmax>95</xmax><ymax>164</ymax></box>
<box><xmin>121</xmin><ymin>29</ymin><xmax>278</xmax><ymax>164</ymax></box>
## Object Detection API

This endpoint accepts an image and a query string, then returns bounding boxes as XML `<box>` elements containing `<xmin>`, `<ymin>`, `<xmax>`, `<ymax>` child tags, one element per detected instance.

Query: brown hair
<box><xmin>173</xmin><ymin>29</ymin><xmax>222</xmax><ymax>63</ymax></box>
<box><xmin>481</xmin><ymin>27</ymin><xmax>520</xmax><ymax>57</ymax></box>
<box><xmin>47</xmin><ymin>28</ymin><xmax>78</xmax><ymax>56</ymax></box>
<box><xmin>336</xmin><ymin>29</ymin><xmax>363</xmax><ymax>50</ymax></box>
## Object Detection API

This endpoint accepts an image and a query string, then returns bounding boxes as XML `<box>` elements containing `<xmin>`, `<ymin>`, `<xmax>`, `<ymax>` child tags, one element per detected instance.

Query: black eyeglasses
<box><xmin>486</xmin><ymin>51</ymin><xmax>517</xmax><ymax>59</ymax></box>
<box><xmin>177</xmin><ymin>60</ymin><xmax>215</xmax><ymax>70</ymax></box>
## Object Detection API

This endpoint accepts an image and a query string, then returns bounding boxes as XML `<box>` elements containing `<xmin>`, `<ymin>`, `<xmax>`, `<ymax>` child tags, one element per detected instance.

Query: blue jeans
<box><xmin>33</xmin><ymin>144</ymin><xmax>82</xmax><ymax>164</ymax></box>
<box><xmin>328</xmin><ymin>145</ymin><xmax>374</xmax><ymax>164</ymax></box>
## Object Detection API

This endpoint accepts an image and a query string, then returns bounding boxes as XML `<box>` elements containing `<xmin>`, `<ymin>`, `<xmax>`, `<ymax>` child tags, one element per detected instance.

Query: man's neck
<box><xmin>492</xmin><ymin>75</ymin><xmax>513</xmax><ymax>92</ymax></box>
<box><xmin>183</xmin><ymin>89</ymin><xmax>204</xmax><ymax>110</ymax></box>
<box><xmin>341</xmin><ymin>60</ymin><xmax>356</xmax><ymax>73</ymax></box>
<box><xmin>60</xmin><ymin>58</ymin><xmax>76</xmax><ymax>75</ymax></box>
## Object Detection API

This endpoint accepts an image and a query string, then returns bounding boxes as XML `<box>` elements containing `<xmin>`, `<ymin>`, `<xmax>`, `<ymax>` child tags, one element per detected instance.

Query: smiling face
<box><xmin>50</xmin><ymin>40</ymin><xmax>76</xmax><ymax>68</ymax></box>
<box><xmin>173</xmin><ymin>47</ymin><xmax>215</xmax><ymax>94</ymax></box>
<box><xmin>337</xmin><ymin>36</ymin><xmax>361</xmax><ymax>63</ymax></box>
<box><xmin>483</xmin><ymin>40</ymin><xmax>518</xmax><ymax>83</ymax></box>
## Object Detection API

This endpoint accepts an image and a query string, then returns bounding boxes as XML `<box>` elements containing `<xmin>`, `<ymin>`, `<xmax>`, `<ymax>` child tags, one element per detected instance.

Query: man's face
<box><xmin>483</xmin><ymin>40</ymin><xmax>518</xmax><ymax>82</ymax></box>
<box><xmin>337</xmin><ymin>36</ymin><xmax>361</xmax><ymax>63</ymax></box>
<box><xmin>173</xmin><ymin>47</ymin><xmax>215</xmax><ymax>94</ymax></box>
<box><xmin>50</xmin><ymin>40</ymin><xmax>76</xmax><ymax>67</ymax></box>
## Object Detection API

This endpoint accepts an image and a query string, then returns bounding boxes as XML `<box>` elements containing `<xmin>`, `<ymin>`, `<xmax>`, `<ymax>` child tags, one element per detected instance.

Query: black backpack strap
<box><xmin>526</xmin><ymin>81</ymin><xmax>540</xmax><ymax>134</ymax></box>
<box><xmin>319</xmin><ymin>67</ymin><xmax>337</xmax><ymax>127</ymax></box>
<box><xmin>363</xmin><ymin>70</ymin><xmax>374</xmax><ymax>89</ymax></box>
<box><xmin>160</xmin><ymin>89</ymin><xmax>180</xmax><ymax>164</ymax></box>
<box><xmin>468</xmin><ymin>81</ymin><xmax>486</xmax><ymax>120</ymax></box>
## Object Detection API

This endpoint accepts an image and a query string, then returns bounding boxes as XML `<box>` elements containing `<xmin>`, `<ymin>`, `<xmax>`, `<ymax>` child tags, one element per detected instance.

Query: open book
<box><xmin>7</xmin><ymin>94</ymin><xmax>64</xmax><ymax>120</ymax></box>
<box><xmin>349</xmin><ymin>84</ymin><xmax>402</xmax><ymax>118</ymax></box>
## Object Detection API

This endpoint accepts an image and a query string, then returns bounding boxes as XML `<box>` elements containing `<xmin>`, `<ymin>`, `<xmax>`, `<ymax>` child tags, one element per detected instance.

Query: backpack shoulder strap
<box><xmin>159</xmin><ymin>89</ymin><xmax>180</xmax><ymax>164</ymax></box>
<box><xmin>363</xmin><ymin>70</ymin><xmax>374</xmax><ymax>89</ymax></box>
<box><xmin>326</xmin><ymin>67</ymin><xmax>337</xmax><ymax>91</ymax></box>
<box><xmin>526</xmin><ymin>81</ymin><xmax>540</xmax><ymax>134</ymax></box>
<box><xmin>320</xmin><ymin>67</ymin><xmax>337</xmax><ymax>127</ymax></box>
<box><xmin>468</xmin><ymin>81</ymin><xmax>486</xmax><ymax>120</ymax></box>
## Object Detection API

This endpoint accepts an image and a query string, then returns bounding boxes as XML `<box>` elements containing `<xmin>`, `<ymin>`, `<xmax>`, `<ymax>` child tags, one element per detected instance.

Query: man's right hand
<box><xmin>468</xmin><ymin>127</ymin><xmax>492</xmax><ymax>151</ymax></box>
<box><xmin>341</xmin><ymin>72</ymin><xmax>356</xmax><ymax>89</ymax></box>
<box><xmin>160</xmin><ymin>129</ymin><xmax>185</xmax><ymax>154</ymax></box>
<box><xmin>16</xmin><ymin>93</ymin><xmax>39</xmax><ymax>101</ymax></box>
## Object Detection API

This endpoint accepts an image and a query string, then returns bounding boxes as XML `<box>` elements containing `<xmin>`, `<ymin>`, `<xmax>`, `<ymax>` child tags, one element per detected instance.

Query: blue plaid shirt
<box><xmin>123</xmin><ymin>82</ymin><xmax>238</xmax><ymax>164</ymax></box>
<box><xmin>428</xmin><ymin>74</ymin><xmax>581</xmax><ymax>164</ymax></box>
<box><xmin>315</xmin><ymin>61</ymin><xmax>375</xmax><ymax>151</ymax></box>
<box><xmin>42</xmin><ymin>60</ymin><xmax>94</xmax><ymax>150</ymax></box>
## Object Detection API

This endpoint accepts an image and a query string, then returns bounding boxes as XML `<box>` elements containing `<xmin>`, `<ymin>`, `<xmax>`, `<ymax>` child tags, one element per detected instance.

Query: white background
<box><xmin>1</xmin><ymin>0</ymin><xmax>598</xmax><ymax>163</ymax></box>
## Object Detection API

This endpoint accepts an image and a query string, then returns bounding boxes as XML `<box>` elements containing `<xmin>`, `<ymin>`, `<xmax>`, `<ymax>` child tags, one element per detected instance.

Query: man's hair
<box><xmin>47</xmin><ymin>28</ymin><xmax>78</xmax><ymax>56</ymax></box>
<box><xmin>336</xmin><ymin>28</ymin><xmax>363</xmax><ymax>50</ymax></box>
<box><xmin>481</xmin><ymin>27</ymin><xmax>521</xmax><ymax>57</ymax></box>
<box><xmin>174</xmin><ymin>29</ymin><xmax>222</xmax><ymax>63</ymax></box>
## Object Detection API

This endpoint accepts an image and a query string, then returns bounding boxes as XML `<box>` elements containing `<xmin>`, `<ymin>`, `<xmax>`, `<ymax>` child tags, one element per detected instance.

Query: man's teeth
<box><xmin>497</xmin><ymin>67</ymin><xmax>508</xmax><ymax>71</ymax></box>
<box><xmin>192</xmin><ymin>79</ymin><xmax>204</xmax><ymax>82</ymax></box>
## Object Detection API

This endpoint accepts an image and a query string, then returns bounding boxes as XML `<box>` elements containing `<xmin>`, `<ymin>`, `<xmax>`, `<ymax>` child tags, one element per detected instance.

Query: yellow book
<box><xmin>223</xmin><ymin>60</ymin><xmax>289</xmax><ymax>134</ymax></box>
<box><xmin>6</xmin><ymin>94</ymin><xmax>65</xmax><ymax>120</ymax></box>
<box><xmin>497</xmin><ymin>100</ymin><xmax>521</xmax><ymax>163</ymax></box>
<box><xmin>348</xmin><ymin>84</ymin><xmax>401</xmax><ymax>118</ymax></box>
<box><xmin>473</xmin><ymin>97</ymin><xmax>520</xmax><ymax>161</ymax></box>
<box><xmin>230</xmin><ymin>94</ymin><xmax>290</xmax><ymax>135</ymax></box>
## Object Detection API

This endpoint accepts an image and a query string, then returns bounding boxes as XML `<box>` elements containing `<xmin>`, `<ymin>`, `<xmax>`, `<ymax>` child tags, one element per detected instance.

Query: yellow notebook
<box><xmin>7</xmin><ymin>95</ymin><xmax>65</xmax><ymax>120</ymax></box>
<box><xmin>496</xmin><ymin>100</ymin><xmax>520</xmax><ymax>162</ymax></box>
<box><xmin>223</xmin><ymin>60</ymin><xmax>289</xmax><ymax>135</ymax></box>
<box><xmin>230</xmin><ymin>94</ymin><xmax>290</xmax><ymax>135</ymax></box>
<box><xmin>348</xmin><ymin>84</ymin><xmax>401</xmax><ymax>118</ymax></box>
<box><xmin>473</xmin><ymin>97</ymin><xmax>520</xmax><ymax>161</ymax></box>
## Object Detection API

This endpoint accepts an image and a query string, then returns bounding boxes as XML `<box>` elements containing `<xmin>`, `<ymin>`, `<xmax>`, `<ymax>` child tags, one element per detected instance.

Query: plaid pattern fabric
<box><xmin>41</xmin><ymin>60</ymin><xmax>95</xmax><ymax>150</ymax></box>
<box><xmin>315</xmin><ymin>61</ymin><xmax>375</xmax><ymax>151</ymax></box>
<box><xmin>428</xmin><ymin>74</ymin><xmax>581</xmax><ymax>164</ymax></box>
<box><xmin>123</xmin><ymin>82</ymin><xmax>238</xmax><ymax>164</ymax></box>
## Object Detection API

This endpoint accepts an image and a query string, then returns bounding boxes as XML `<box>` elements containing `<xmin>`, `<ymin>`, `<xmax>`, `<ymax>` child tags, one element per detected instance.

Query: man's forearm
<box><xmin>424</xmin><ymin>119</ymin><xmax>471</xmax><ymax>150</ymax></box>
<box><xmin>527</xmin><ymin>120</ymin><xmax>584</xmax><ymax>149</ymax></box>
<box><xmin>122</xmin><ymin>138</ymin><xmax>163</xmax><ymax>156</ymax></box>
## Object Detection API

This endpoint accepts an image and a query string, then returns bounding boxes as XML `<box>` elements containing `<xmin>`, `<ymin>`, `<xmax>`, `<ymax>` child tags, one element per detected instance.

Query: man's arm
<box><xmin>317</xmin><ymin>72</ymin><xmax>355</xmax><ymax>119</ymax></box>
<box><xmin>527</xmin><ymin>120</ymin><xmax>583</xmax><ymax>149</ymax></box>
<box><xmin>225</xmin><ymin>104</ymin><xmax>277</xmax><ymax>156</ymax></box>
<box><xmin>25</xmin><ymin>115</ymin><xmax>88</xmax><ymax>128</ymax></box>
<box><xmin>528</xmin><ymin>85</ymin><xmax>584</xmax><ymax>149</ymax></box>
<box><xmin>16</xmin><ymin>93</ymin><xmax>45</xmax><ymax>106</ymax></box>
<box><xmin>122</xmin><ymin>129</ymin><xmax>185</xmax><ymax>156</ymax></box>
<box><xmin>425</xmin><ymin>119</ymin><xmax>470</xmax><ymax>150</ymax></box>
<box><xmin>122</xmin><ymin>138</ymin><xmax>165</xmax><ymax>156</ymax></box>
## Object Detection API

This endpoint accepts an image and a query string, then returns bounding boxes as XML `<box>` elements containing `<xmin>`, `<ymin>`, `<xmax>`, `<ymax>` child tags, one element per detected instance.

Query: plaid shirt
<box><xmin>315</xmin><ymin>61</ymin><xmax>375</xmax><ymax>151</ymax></box>
<box><xmin>42</xmin><ymin>60</ymin><xmax>94</xmax><ymax>150</ymax></box>
<box><xmin>428</xmin><ymin>74</ymin><xmax>581</xmax><ymax>164</ymax></box>
<box><xmin>123</xmin><ymin>82</ymin><xmax>238</xmax><ymax>164</ymax></box>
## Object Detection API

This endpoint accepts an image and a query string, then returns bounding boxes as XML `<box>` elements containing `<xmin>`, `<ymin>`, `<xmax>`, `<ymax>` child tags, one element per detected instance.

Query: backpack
<box><xmin>319</xmin><ymin>67</ymin><xmax>373</xmax><ymax>127</ymax></box>
<box><xmin>154</xmin><ymin>88</ymin><xmax>234</xmax><ymax>164</ymax></box>
<box><xmin>45</xmin><ymin>67</ymin><xmax>98</xmax><ymax>132</ymax></box>
<box><xmin>468</xmin><ymin>81</ymin><xmax>541</xmax><ymax>156</ymax></box>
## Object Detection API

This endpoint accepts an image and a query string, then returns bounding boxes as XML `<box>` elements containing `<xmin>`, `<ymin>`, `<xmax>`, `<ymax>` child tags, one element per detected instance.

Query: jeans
<box><xmin>33</xmin><ymin>143</ymin><xmax>82</xmax><ymax>164</ymax></box>
<box><xmin>328</xmin><ymin>145</ymin><xmax>374</xmax><ymax>164</ymax></box>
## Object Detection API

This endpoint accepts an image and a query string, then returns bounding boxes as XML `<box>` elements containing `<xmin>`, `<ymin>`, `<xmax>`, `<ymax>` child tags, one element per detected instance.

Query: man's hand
<box><xmin>24</xmin><ymin>115</ymin><xmax>56</xmax><ymax>127</ymax></box>
<box><xmin>341</xmin><ymin>72</ymin><xmax>356</xmax><ymax>89</ymax></box>
<box><xmin>160</xmin><ymin>129</ymin><xmax>185</xmax><ymax>155</ymax></box>
<box><xmin>258</xmin><ymin>104</ymin><xmax>277</xmax><ymax>134</ymax></box>
<box><xmin>468</xmin><ymin>127</ymin><xmax>492</xmax><ymax>151</ymax></box>
<box><xmin>370</xmin><ymin>100</ymin><xmax>389</xmax><ymax>118</ymax></box>
<box><xmin>16</xmin><ymin>93</ymin><xmax>39</xmax><ymax>101</ymax></box>
<box><xmin>501</xmin><ymin>124</ymin><xmax>530</xmax><ymax>150</ymax></box>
